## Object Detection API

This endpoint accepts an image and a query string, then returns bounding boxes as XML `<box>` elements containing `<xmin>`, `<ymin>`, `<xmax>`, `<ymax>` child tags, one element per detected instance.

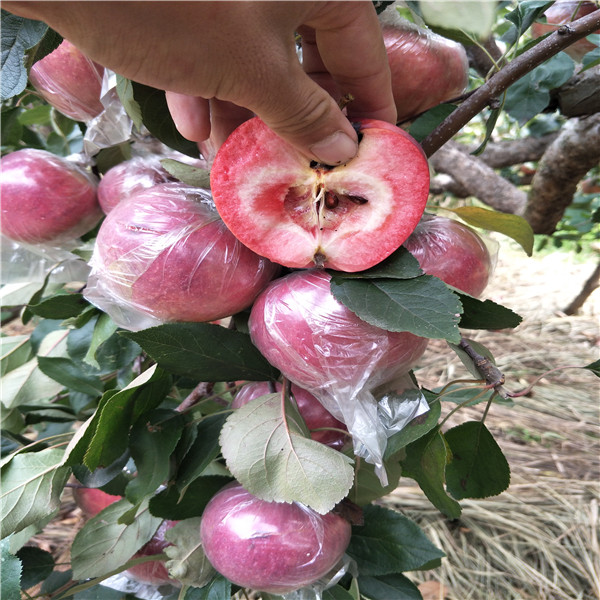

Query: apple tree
<box><xmin>1</xmin><ymin>2</ymin><xmax>599</xmax><ymax>599</ymax></box>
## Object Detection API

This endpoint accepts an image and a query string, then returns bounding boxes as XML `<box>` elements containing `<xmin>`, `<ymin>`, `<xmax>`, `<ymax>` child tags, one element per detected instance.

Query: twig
<box><xmin>421</xmin><ymin>11</ymin><xmax>600</xmax><ymax>157</ymax></box>
<box><xmin>175</xmin><ymin>381</ymin><xmax>214</xmax><ymax>413</ymax></box>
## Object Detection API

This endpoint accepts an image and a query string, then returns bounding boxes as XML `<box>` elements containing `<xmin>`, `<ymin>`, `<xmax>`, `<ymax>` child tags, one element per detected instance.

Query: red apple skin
<box><xmin>126</xmin><ymin>520</ymin><xmax>180</xmax><ymax>587</ymax></box>
<box><xmin>0</xmin><ymin>148</ymin><xmax>101</xmax><ymax>244</ymax></box>
<box><xmin>531</xmin><ymin>1</ymin><xmax>599</xmax><ymax>62</ymax></box>
<box><xmin>87</xmin><ymin>182</ymin><xmax>279</xmax><ymax>326</ymax></box>
<box><xmin>403</xmin><ymin>215</ymin><xmax>492</xmax><ymax>297</ymax></box>
<box><xmin>233</xmin><ymin>382</ymin><xmax>348</xmax><ymax>450</ymax></box>
<box><xmin>380</xmin><ymin>17</ymin><xmax>469</xmax><ymax>121</ymax></box>
<box><xmin>200</xmin><ymin>483</ymin><xmax>351</xmax><ymax>594</ymax></box>
<box><xmin>210</xmin><ymin>117</ymin><xmax>429</xmax><ymax>273</ymax></box>
<box><xmin>72</xmin><ymin>486</ymin><xmax>121</xmax><ymax>518</ymax></box>
<box><xmin>29</xmin><ymin>39</ymin><xmax>104</xmax><ymax>121</ymax></box>
<box><xmin>97</xmin><ymin>156</ymin><xmax>176</xmax><ymax>214</ymax></box>
<box><xmin>248</xmin><ymin>269</ymin><xmax>429</xmax><ymax>403</ymax></box>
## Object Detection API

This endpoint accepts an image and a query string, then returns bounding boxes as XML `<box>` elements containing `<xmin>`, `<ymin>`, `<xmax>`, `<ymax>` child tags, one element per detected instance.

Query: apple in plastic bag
<box><xmin>531</xmin><ymin>1</ymin><xmax>599</xmax><ymax>62</ymax></box>
<box><xmin>380</xmin><ymin>15</ymin><xmax>470</xmax><ymax>121</ymax></box>
<box><xmin>86</xmin><ymin>182</ymin><xmax>279</xmax><ymax>328</ymax></box>
<box><xmin>72</xmin><ymin>486</ymin><xmax>121</xmax><ymax>518</ymax></box>
<box><xmin>126</xmin><ymin>520</ymin><xmax>180</xmax><ymax>587</ymax></box>
<box><xmin>0</xmin><ymin>148</ymin><xmax>101</xmax><ymax>244</ymax></box>
<box><xmin>210</xmin><ymin>117</ymin><xmax>429</xmax><ymax>273</ymax></box>
<box><xmin>403</xmin><ymin>214</ymin><xmax>493</xmax><ymax>297</ymax></box>
<box><xmin>200</xmin><ymin>482</ymin><xmax>351</xmax><ymax>594</ymax></box>
<box><xmin>249</xmin><ymin>269</ymin><xmax>429</xmax><ymax>399</ymax></box>
<box><xmin>233</xmin><ymin>382</ymin><xmax>348</xmax><ymax>450</ymax></box>
<box><xmin>29</xmin><ymin>39</ymin><xmax>105</xmax><ymax>122</ymax></box>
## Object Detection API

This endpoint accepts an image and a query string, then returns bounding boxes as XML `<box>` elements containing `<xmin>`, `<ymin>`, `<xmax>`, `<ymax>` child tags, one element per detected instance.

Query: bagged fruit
<box><xmin>84</xmin><ymin>182</ymin><xmax>279</xmax><ymax>331</ymax></box>
<box><xmin>200</xmin><ymin>482</ymin><xmax>352</xmax><ymax>596</ymax></box>
<box><xmin>249</xmin><ymin>269</ymin><xmax>430</xmax><ymax>482</ymax></box>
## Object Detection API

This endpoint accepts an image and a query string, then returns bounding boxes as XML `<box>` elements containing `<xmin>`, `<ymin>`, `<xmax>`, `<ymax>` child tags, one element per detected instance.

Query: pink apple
<box><xmin>380</xmin><ymin>15</ymin><xmax>469</xmax><ymax>121</ymax></box>
<box><xmin>72</xmin><ymin>486</ymin><xmax>121</xmax><ymax>518</ymax></box>
<box><xmin>86</xmin><ymin>182</ymin><xmax>279</xmax><ymax>327</ymax></box>
<box><xmin>97</xmin><ymin>156</ymin><xmax>176</xmax><ymax>214</ymax></box>
<box><xmin>532</xmin><ymin>1</ymin><xmax>599</xmax><ymax>62</ymax></box>
<box><xmin>233</xmin><ymin>382</ymin><xmax>348</xmax><ymax>450</ymax></box>
<box><xmin>126</xmin><ymin>520</ymin><xmax>180</xmax><ymax>587</ymax></box>
<box><xmin>248</xmin><ymin>269</ymin><xmax>429</xmax><ymax>398</ymax></box>
<box><xmin>403</xmin><ymin>214</ymin><xmax>492</xmax><ymax>297</ymax></box>
<box><xmin>210</xmin><ymin>117</ymin><xmax>429</xmax><ymax>273</ymax></box>
<box><xmin>200</xmin><ymin>482</ymin><xmax>351</xmax><ymax>594</ymax></box>
<box><xmin>29</xmin><ymin>39</ymin><xmax>104</xmax><ymax>122</ymax></box>
<box><xmin>0</xmin><ymin>148</ymin><xmax>101</xmax><ymax>244</ymax></box>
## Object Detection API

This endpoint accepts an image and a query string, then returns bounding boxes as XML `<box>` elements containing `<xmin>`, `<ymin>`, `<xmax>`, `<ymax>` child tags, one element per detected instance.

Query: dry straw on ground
<box><xmin>390</xmin><ymin>239</ymin><xmax>600</xmax><ymax>600</ymax></box>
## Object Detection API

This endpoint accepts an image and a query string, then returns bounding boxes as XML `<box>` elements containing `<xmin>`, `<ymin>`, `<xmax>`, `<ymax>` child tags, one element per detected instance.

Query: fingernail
<box><xmin>310</xmin><ymin>131</ymin><xmax>358</xmax><ymax>165</ymax></box>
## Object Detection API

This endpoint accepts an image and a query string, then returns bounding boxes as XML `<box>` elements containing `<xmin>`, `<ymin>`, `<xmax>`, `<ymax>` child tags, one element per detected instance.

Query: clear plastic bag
<box><xmin>249</xmin><ymin>269</ymin><xmax>430</xmax><ymax>482</ymax></box>
<box><xmin>84</xmin><ymin>183</ymin><xmax>280</xmax><ymax>331</ymax></box>
<box><xmin>200</xmin><ymin>482</ymin><xmax>352</xmax><ymax>595</ymax></box>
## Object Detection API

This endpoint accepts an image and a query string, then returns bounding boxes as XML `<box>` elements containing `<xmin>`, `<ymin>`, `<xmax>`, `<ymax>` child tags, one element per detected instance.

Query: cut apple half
<box><xmin>210</xmin><ymin>117</ymin><xmax>430</xmax><ymax>272</ymax></box>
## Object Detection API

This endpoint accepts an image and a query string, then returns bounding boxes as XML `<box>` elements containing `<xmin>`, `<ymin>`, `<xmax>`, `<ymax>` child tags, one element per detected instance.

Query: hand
<box><xmin>4</xmin><ymin>1</ymin><xmax>396</xmax><ymax>165</ymax></box>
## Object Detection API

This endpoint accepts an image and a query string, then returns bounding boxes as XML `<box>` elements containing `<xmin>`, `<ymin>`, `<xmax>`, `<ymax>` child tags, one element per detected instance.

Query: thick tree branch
<box><xmin>472</xmin><ymin>133</ymin><xmax>560</xmax><ymax>168</ymax></box>
<box><xmin>421</xmin><ymin>11</ymin><xmax>600</xmax><ymax>157</ymax></box>
<box><xmin>554</xmin><ymin>64</ymin><xmax>600</xmax><ymax>117</ymax></box>
<box><xmin>429</xmin><ymin>141</ymin><xmax>527</xmax><ymax>214</ymax></box>
<box><xmin>524</xmin><ymin>113</ymin><xmax>600</xmax><ymax>234</ymax></box>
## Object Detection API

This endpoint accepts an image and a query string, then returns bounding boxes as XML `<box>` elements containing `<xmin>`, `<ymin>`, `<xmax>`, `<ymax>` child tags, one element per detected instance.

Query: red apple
<box><xmin>379</xmin><ymin>14</ymin><xmax>469</xmax><ymax>121</ymax></box>
<box><xmin>210</xmin><ymin>117</ymin><xmax>429</xmax><ymax>273</ymax></box>
<box><xmin>29</xmin><ymin>39</ymin><xmax>105</xmax><ymax>122</ymax></box>
<box><xmin>233</xmin><ymin>382</ymin><xmax>348</xmax><ymax>450</ymax></box>
<box><xmin>0</xmin><ymin>148</ymin><xmax>101</xmax><ymax>244</ymax></box>
<box><xmin>97</xmin><ymin>156</ymin><xmax>176</xmax><ymax>214</ymax></box>
<box><xmin>72</xmin><ymin>486</ymin><xmax>121</xmax><ymax>518</ymax></box>
<box><xmin>126</xmin><ymin>519</ymin><xmax>180</xmax><ymax>587</ymax></box>
<box><xmin>249</xmin><ymin>269</ymin><xmax>428</xmax><ymax>396</ymax></box>
<box><xmin>531</xmin><ymin>1</ymin><xmax>599</xmax><ymax>61</ymax></box>
<box><xmin>200</xmin><ymin>482</ymin><xmax>351</xmax><ymax>594</ymax></box>
<box><xmin>403</xmin><ymin>214</ymin><xmax>493</xmax><ymax>297</ymax></box>
<box><xmin>85</xmin><ymin>182</ymin><xmax>279</xmax><ymax>329</ymax></box>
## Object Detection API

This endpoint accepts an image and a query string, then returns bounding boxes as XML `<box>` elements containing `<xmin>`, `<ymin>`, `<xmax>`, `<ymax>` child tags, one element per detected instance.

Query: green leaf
<box><xmin>457</xmin><ymin>294</ymin><xmax>523</xmax><ymax>330</ymax></box>
<box><xmin>471</xmin><ymin>107</ymin><xmax>501</xmax><ymax>156</ymax></box>
<box><xmin>401</xmin><ymin>428</ymin><xmax>461</xmax><ymax>519</ymax></box>
<box><xmin>1</xmin><ymin>329</ymin><xmax>68</xmax><ymax>410</ymax></box>
<box><xmin>0</xmin><ymin>538</ymin><xmax>21</xmax><ymax>599</ymax></box>
<box><xmin>1</xmin><ymin>11</ymin><xmax>48</xmax><ymax>101</ymax></box>
<box><xmin>220</xmin><ymin>393</ymin><xmax>354</xmax><ymax>514</ymax></box>
<box><xmin>347</xmin><ymin>456</ymin><xmax>402</xmax><ymax>506</ymax></box>
<box><xmin>384</xmin><ymin>393</ymin><xmax>441</xmax><ymax>459</ymax></box>
<box><xmin>409</xmin><ymin>104</ymin><xmax>457</xmax><ymax>142</ymax></box>
<box><xmin>28</xmin><ymin>26</ymin><xmax>62</xmax><ymax>65</ymax></box>
<box><xmin>447</xmin><ymin>206</ymin><xmax>534</xmax><ymax>256</ymax></box>
<box><xmin>115</xmin><ymin>74</ymin><xmax>143</xmax><ymax>130</ymax></box>
<box><xmin>37</xmin><ymin>356</ymin><xmax>104</xmax><ymax>396</ymax></box>
<box><xmin>1</xmin><ymin>106</ymin><xmax>24</xmax><ymax>147</ymax></box>
<box><xmin>121</xmin><ymin>322</ymin><xmax>279</xmax><ymax>382</ymax></box>
<box><xmin>584</xmin><ymin>359</ymin><xmax>600</xmax><ymax>377</ymax></box>
<box><xmin>161</xmin><ymin>158</ymin><xmax>210</xmax><ymax>188</ymax></box>
<box><xmin>420</xmin><ymin>0</ymin><xmax>496</xmax><ymax>39</ymax></box>
<box><xmin>184</xmin><ymin>574</ymin><xmax>231</xmax><ymax>600</ymax></box>
<box><xmin>329</xmin><ymin>276</ymin><xmax>462</xmax><ymax>343</ymax></box>
<box><xmin>26</xmin><ymin>292</ymin><xmax>88</xmax><ymax>319</ymax></box>
<box><xmin>329</xmin><ymin>247</ymin><xmax>423</xmax><ymax>280</ymax></box>
<box><xmin>1</xmin><ymin>335</ymin><xmax>32</xmax><ymax>376</ymax></box>
<box><xmin>125</xmin><ymin>409</ymin><xmax>186</xmax><ymax>505</ymax></box>
<box><xmin>81</xmin><ymin>313</ymin><xmax>118</xmax><ymax>369</ymax></box>
<box><xmin>359</xmin><ymin>573</ymin><xmax>422</xmax><ymax>600</ymax></box>
<box><xmin>504</xmin><ymin>53</ymin><xmax>575</xmax><ymax>124</ymax></box>
<box><xmin>445</xmin><ymin>421</ymin><xmax>511</xmax><ymax>500</ymax></box>
<box><xmin>322</xmin><ymin>585</ymin><xmax>356</xmax><ymax>600</ymax></box>
<box><xmin>164</xmin><ymin>519</ymin><xmax>215</xmax><ymax>587</ymax></box>
<box><xmin>16</xmin><ymin>546</ymin><xmax>55</xmax><ymax>590</ymax></box>
<box><xmin>0</xmin><ymin>448</ymin><xmax>71</xmax><ymax>538</ymax></box>
<box><xmin>502</xmin><ymin>1</ymin><xmax>553</xmax><ymax>47</ymax></box>
<box><xmin>130</xmin><ymin>81</ymin><xmax>200</xmax><ymax>158</ymax></box>
<box><xmin>176</xmin><ymin>413</ymin><xmax>229</xmax><ymax>490</ymax></box>
<box><xmin>70</xmin><ymin>498</ymin><xmax>162</xmax><ymax>580</ymax></box>
<box><xmin>150</xmin><ymin>475</ymin><xmax>232</xmax><ymax>520</ymax></box>
<box><xmin>346</xmin><ymin>504</ymin><xmax>445</xmax><ymax>575</ymax></box>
